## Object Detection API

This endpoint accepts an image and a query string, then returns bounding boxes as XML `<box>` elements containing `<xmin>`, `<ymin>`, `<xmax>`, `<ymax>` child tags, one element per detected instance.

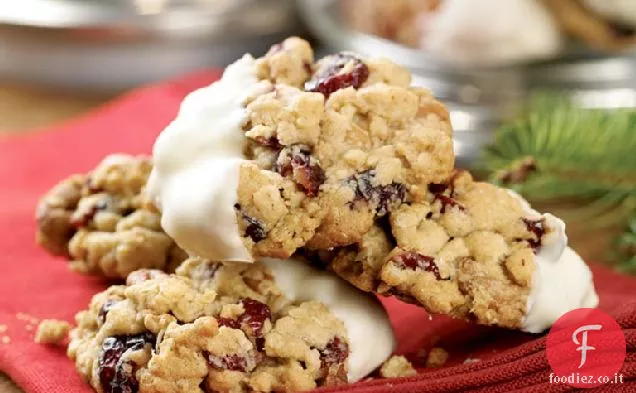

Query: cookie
<box><xmin>36</xmin><ymin>154</ymin><xmax>186</xmax><ymax>279</ymax></box>
<box><xmin>543</xmin><ymin>0</ymin><xmax>636</xmax><ymax>51</ymax></box>
<box><xmin>68</xmin><ymin>257</ymin><xmax>396</xmax><ymax>393</ymax></box>
<box><xmin>342</xmin><ymin>0</ymin><xmax>441</xmax><ymax>47</ymax></box>
<box><xmin>147</xmin><ymin>37</ymin><xmax>454</xmax><ymax>263</ymax></box>
<box><xmin>327</xmin><ymin>170</ymin><xmax>598</xmax><ymax>332</ymax></box>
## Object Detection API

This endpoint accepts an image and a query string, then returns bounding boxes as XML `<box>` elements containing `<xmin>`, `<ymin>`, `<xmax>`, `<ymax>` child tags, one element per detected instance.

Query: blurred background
<box><xmin>0</xmin><ymin>0</ymin><xmax>634</xmax><ymax>268</ymax></box>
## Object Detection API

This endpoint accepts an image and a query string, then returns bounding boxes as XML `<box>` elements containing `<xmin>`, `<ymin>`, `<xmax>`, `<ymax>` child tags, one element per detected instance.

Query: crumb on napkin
<box><xmin>380</xmin><ymin>355</ymin><xmax>417</xmax><ymax>378</ymax></box>
<box><xmin>35</xmin><ymin>319</ymin><xmax>71</xmax><ymax>345</ymax></box>
<box><xmin>426</xmin><ymin>347</ymin><xmax>449</xmax><ymax>368</ymax></box>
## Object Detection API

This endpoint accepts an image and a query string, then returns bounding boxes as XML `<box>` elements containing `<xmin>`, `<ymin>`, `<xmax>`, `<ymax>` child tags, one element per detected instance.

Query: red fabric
<box><xmin>0</xmin><ymin>71</ymin><xmax>635</xmax><ymax>393</ymax></box>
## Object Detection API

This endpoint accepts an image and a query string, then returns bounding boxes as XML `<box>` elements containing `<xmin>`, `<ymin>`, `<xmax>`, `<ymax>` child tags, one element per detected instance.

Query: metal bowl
<box><xmin>0</xmin><ymin>0</ymin><xmax>301</xmax><ymax>91</ymax></box>
<box><xmin>298</xmin><ymin>0</ymin><xmax>636</xmax><ymax>167</ymax></box>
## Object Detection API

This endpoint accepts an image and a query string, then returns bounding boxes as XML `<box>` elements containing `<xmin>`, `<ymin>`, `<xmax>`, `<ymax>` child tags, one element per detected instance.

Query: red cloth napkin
<box><xmin>1</xmin><ymin>72</ymin><xmax>635</xmax><ymax>393</ymax></box>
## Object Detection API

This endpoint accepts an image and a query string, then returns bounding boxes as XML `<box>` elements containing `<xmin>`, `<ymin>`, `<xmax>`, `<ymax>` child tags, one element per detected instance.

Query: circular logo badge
<box><xmin>546</xmin><ymin>308</ymin><xmax>626</xmax><ymax>388</ymax></box>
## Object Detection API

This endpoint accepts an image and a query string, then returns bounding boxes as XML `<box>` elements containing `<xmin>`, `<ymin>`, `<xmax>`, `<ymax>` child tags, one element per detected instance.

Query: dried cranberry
<box><xmin>428</xmin><ymin>183</ymin><xmax>448</xmax><ymax>195</ymax></box>
<box><xmin>347</xmin><ymin>170</ymin><xmax>406</xmax><ymax>216</ymax></box>
<box><xmin>241</xmin><ymin>299</ymin><xmax>271</xmax><ymax>336</ymax></box>
<box><xmin>429</xmin><ymin>170</ymin><xmax>468</xmax><ymax>197</ymax></box>
<box><xmin>99</xmin><ymin>333</ymin><xmax>156</xmax><ymax>393</ymax></box>
<box><xmin>274</xmin><ymin>145</ymin><xmax>325</xmax><ymax>197</ymax></box>
<box><xmin>522</xmin><ymin>218</ymin><xmax>545</xmax><ymax>252</ymax></box>
<box><xmin>206</xmin><ymin>352</ymin><xmax>250</xmax><ymax>372</ymax></box>
<box><xmin>305</xmin><ymin>53</ymin><xmax>369</xmax><ymax>98</ymax></box>
<box><xmin>253</xmin><ymin>136</ymin><xmax>283</xmax><ymax>150</ymax></box>
<box><xmin>217</xmin><ymin>317</ymin><xmax>241</xmax><ymax>330</ymax></box>
<box><xmin>255</xmin><ymin>337</ymin><xmax>266</xmax><ymax>352</ymax></box>
<box><xmin>217</xmin><ymin>299</ymin><xmax>271</xmax><ymax>340</ymax></box>
<box><xmin>98</xmin><ymin>299</ymin><xmax>118</xmax><ymax>325</ymax></box>
<box><xmin>434</xmin><ymin>194</ymin><xmax>465</xmax><ymax>214</ymax></box>
<box><xmin>234</xmin><ymin>204</ymin><xmax>268</xmax><ymax>243</ymax></box>
<box><xmin>392</xmin><ymin>252</ymin><xmax>443</xmax><ymax>280</ymax></box>
<box><xmin>320</xmin><ymin>337</ymin><xmax>349</xmax><ymax>368</ymax></box>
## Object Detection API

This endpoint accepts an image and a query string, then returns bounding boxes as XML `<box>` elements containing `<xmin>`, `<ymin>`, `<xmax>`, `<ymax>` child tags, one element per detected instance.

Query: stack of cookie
<box><xmin>36</xmin><ymin>38</ymin><xmax>598</xmax><ymax>393</ymax></box>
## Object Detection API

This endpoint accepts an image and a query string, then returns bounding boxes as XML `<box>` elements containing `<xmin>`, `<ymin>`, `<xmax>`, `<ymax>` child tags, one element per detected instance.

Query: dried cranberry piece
<box><xmin>255</xmin><ymin>337</ymin><xmax>266</xmax><ymax>352</ymax></box>
<box><xmin>70</xmin><ymin>198</ymin><xmax>111</xmax><ymax>229</ymax></box>
<box><xmin>319</xmin><ymin>337</ymin><xmax>349</xmax><ymax>368</ymax></box>
<box><xmin>240</xmin><ymin>298</ymin><xmax>272</xmax><ymax>337</ymax></box>
<box><xmin>522</xmin><ymin>218</ymin><xmax>546</xmax><ymax>252</ymax></box>
<box><xmin>428</xmin><ymin>177</ymin><xmax>465</xmax><ymax>214</ymax></box>
<box><xmin>428</xmin><ymin>183</ymin><xmax>449</xmax><ymax>195</ymax></box>
<box><xmin>98</xmin><ymin>299</ymin><xmax>118</xmax><ymax>325</ymax></box>
<box><xmin>217</xmin><ymin>317</ymin><xmax>240</xmax><ymax>329</ymax></box>
<box><xmin>206</xmin><ymin>352</ymin><xmax>250</xmax><ymax>372</ymax></box>
<box><xmin>253</xmin><ymin>136</ymin><xmax>283</xmax><ymax>150</ymax></box>
<box><xmin>429</xmin><ymin>170</ymin><xmax>468</xmax><ymax>197</ymax></box>
<box><xmin>392</xmin><ymin>252</ymin><xmax>443</xmax><ymax>280</ymax></box>
<box><xmin>274</xmin><ymin>145</ymin><xmax>325</xmax><ymax>197</ymax></box>
<box><xmin>234</xmin><ymin>204</ymin><xmax>268</xmax><ymax>243</ymax></box>
<box><xmin>99</xmin><ymin>333</ymin><xmax>156</xmax><ymax>393</ymax></box>
<box><xmin>217</xmin><ymin>299</ymin><xmax>272</xmax><ymax>343</ymax></box>
<box><xmin>347</xmin><ymin>170</ymin><xmax>406</xmax><ymax>216</ymax></box>
<box><xmin>434</xmin><ymin>195</ymin><xmax>465</xmax><ymax>214</ymax></box>
<box><xmin>305</xmin><ymin>53</ymin><xmax>369</xmax><ymax>98</ymax></box>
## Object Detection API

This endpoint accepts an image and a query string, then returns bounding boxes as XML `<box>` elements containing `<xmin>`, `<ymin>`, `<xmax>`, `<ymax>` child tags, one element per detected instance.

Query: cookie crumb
<box><xmin>34</xmin><ymin>319</ymin><xmax>71</xmax><ymax>345</ymax></box>
<box><xmin>16</xmin><ymin>312</ymin><xmax>29</xmax><ymax>321</ymax></box>
<box><xmin>464</xmin><ymin>357</ymin><xmax>480</xmax><ymax>364</ymax></box>
<box><xmin>16</xmin><ymin>312</ymin><xmax>39</xmax><ymax>325</ymax></box>
<box><xmin>425</xmin><ymin>347</ymin><xmax>448</xmax><ymax>368</ymax></box>
<box><xmin>1</xmin><ymin>336</ymin><xmax>10</xmax><ymax>344</ymax></box>
<box><xmin>379</xmin><ymin>355</ymin><xmax>417</xmax><ymax>378</ymax></box>
<box><xmin>0</xmin><ymin>324</ymin><xmax>7</xmax><ymax>334</ymax></box>
<box><xmin>25</xmin><ymin>324</ymin><xmax>34</xmax><ymax>331</ymax></box>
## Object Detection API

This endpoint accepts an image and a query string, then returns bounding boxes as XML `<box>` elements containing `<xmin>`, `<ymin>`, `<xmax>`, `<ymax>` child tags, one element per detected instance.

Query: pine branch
<box><xmin>481</xmin><ymin>93</ymin><xmax>636</xmax><ymax>272</ymax></box>
<box><xmin>481</xmin><ymin>93</ymin><xmax>636</xmax><ymax>229</ymax></box>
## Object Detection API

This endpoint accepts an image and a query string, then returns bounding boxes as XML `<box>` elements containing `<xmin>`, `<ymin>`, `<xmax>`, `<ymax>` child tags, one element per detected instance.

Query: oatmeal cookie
<box><xmin>68</xmin><ymin>258</ymin><xmax>394</xmax><ymax>393</ymax></box>
<box><xmin>328</xmin><ymin>170</ymin><xmax>597</xmax><ymax>331</ymax></box>
<box><xmin>36</xmin><ymin>154</ymin><xmax>186</xmax><ymax>279</ymax></box>
<box><xmin>148</xmin><ymin>37</ymin><xmax>454</xmax><ymax>262</ymax></box>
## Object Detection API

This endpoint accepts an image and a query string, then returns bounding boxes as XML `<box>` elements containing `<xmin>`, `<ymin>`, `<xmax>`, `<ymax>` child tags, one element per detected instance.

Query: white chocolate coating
<box><xmin>147</xmin><ymin>55</ymin><xmax>269</xmax><ymax>263</ymax></box>
<box><xmin>509</xmin><ymin>192</ymin><xmax>599</xmax><ymax>333</ymax></box>
<box><xmin>262</xmin><ymin>258</ymin><xmax>397</xmax><ymax>382</ymax></box>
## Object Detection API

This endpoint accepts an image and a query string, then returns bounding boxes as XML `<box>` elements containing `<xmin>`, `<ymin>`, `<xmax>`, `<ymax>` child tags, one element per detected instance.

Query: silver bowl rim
<box><xmin>297</xmin><ymin>0</ymin><xmax>636</xmax><ymax>76</ymax></box>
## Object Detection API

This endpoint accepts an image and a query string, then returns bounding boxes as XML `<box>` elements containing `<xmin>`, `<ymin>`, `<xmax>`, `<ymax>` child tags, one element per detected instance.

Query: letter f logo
<box><xmin>572</xmin><ymin>324</ymin><xmax>603</xmax><ymax>368</ymax></box>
